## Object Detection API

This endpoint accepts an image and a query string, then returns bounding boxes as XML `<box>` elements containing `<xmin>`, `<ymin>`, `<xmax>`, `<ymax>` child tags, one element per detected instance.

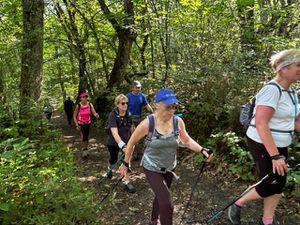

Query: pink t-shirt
<box><xmin>77</xmin><ymin>103</ymin><xmax>91</xmax><ymax>124</ymax></box>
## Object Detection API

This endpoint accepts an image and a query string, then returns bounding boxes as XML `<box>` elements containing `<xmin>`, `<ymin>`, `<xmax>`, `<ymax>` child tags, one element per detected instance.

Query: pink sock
<box><xmin>262</xmin><ymin>217</ymin><xmax>273</xmax><ymax>225</ymax></box>
<box><xmin>235</xmin><ymin>199</ymin><xmax>244</xmax><ymax>207</ymax></box>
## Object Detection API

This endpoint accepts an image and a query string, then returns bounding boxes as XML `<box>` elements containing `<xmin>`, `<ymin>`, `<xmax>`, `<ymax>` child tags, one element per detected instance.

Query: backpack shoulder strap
<box><xmin>172</xmin><ymin>115</ymin><xmax>179</xmax><ymax>137</ymax></box>
<box><xmin>266</xmin><ymin>82</ymin><xmax>282</xmax><ymax>98</ymax></box>
<box><xmin>148</xmin><ymin>114</ymin><xmax>155</xmax><ymax>139</ymax></box>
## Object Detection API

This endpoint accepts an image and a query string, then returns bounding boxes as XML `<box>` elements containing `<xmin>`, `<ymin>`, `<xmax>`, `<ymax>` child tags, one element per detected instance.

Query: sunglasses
<box><xmin>120</xmin><ymin>102</ymin><xmax>128</xmax><ymax>105</ymax></box>
<box><xmin>164</xmin><ymin>104</ymin><xmax>177</xmax><ymax>111</ymax></box>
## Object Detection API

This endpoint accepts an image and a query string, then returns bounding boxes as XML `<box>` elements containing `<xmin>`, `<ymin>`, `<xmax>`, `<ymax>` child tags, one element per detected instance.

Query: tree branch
<box><xmin>97</xmin><ymin>0</ymin><xmax>121</xmax><ymax>34</ymax></box>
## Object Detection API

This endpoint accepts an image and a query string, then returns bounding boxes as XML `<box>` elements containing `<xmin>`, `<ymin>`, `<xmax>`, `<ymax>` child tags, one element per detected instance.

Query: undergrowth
<box><xmin>0</xmin><ymin>104</ymin><xmax>100</xmax><ymax>225</ymax></box>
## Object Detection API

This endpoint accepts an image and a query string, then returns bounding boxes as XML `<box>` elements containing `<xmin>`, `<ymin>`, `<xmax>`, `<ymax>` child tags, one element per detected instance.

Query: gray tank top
<box><xmin>141</xmin><ymin>116</ymin><xmax>179</xmax><ymax>173</ymax></box>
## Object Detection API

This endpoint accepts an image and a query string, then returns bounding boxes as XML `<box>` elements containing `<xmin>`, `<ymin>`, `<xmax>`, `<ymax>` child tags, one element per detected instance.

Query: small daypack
<box><xmin>239</xmin><ymin>82</ymin><xmax>282</xmax><ymax>129</ymax></box>
<box><xmin>143</xmin><ymin>114</ymin><xmax>179</xmax><ymax>148</ymax></box>
<box><xmin>105</xmin><ymin>108</ymin><xmax>131</xmax><ymax>135</ymax></box>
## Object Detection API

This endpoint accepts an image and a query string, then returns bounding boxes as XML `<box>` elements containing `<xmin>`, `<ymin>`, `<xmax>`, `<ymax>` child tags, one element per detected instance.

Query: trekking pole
<box><xmin>206</xmin><ymin>172</ymin><xmax>271</xmax><ymax>223</ymax></box>
<box><xmin>100</xmin><ymin>175</ymin><xmax>124</xmax><ymax>204</ymax></box>
<box><xmin>105</xmin><ymin>152</ymin><xmax>125</xmax><ymax>177</ymax></box>
<box><xmin>179</xmin><ymin>160</ymin><xmax>207</xmax><ymax>225</ymax></box>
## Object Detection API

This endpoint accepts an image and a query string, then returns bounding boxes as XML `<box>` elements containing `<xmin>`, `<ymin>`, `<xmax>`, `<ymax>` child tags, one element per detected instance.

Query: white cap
<box><xmin>133</xmin><ymin>80</ymin><xmax>141</xmax><ymax>87</ymax></box>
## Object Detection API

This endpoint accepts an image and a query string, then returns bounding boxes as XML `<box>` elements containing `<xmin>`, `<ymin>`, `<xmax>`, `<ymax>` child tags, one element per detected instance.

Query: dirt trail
<box><xmin>53</xmin><ymin>112</ymin><xmax>299</xmax><ymax>225</ymax></box>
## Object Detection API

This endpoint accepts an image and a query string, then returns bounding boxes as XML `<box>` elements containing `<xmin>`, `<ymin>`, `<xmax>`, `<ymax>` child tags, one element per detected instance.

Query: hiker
<box><xmin>106</xmin><ymin>94</ymin><xmax>136</xmax><ymax>193</ymax></box>
<box><xmin>43</xmin><ymin>100</ymin><xmax>53</xmax><ymax>121</ymax></box>
<box><xmin>64</xmin><ymin>96</ymin><xmax>74</xmax><ymax>125</ymax></box>
<box><xmin>73</xmin><ymin>91</ymin><xmax>99</xmax><ymax>154</ymax></box>
<box><xmin>119</xmin><ymin>88</ymin><xmax>213</xmax><ymax>225</ymax></box>
<box><xmin>228</xmin><ymin>49</ymin><xmax>300</xmax><ymax>225</ymax></box>
<box><xmin>126</xmin><ymin>80</ymin><xmax>153</xmax><ymax>160</ymax></box>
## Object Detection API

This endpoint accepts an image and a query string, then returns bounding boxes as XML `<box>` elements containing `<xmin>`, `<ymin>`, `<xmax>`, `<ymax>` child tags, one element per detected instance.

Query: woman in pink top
<box><xmin>73</xmin><ymin>91</ymin><xmax>99</xmax><ymax>155</ymax></box>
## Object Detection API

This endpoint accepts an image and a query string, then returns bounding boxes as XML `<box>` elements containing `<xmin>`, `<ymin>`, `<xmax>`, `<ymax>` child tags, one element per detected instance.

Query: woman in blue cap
<box><xmin>119</xmin><ymin>88</ymin><xmax>213</xmax><ymax>225</ymax></box>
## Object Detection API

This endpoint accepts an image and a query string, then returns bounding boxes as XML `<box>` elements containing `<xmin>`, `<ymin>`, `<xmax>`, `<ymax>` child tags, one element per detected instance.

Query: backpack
<box><xmin>239</xmin><ymin>82</ymin><xmax>282</xmax><ymax>129</ymax></box>
<box><xmin>144</xmin><ymin>114</ymin><xmax>179</xmax><ymax>148</ymax></box>
<box><xmin>105</xmin><ymin>108</ymin><xmax>131</xmax><ymax>135</ymax></box>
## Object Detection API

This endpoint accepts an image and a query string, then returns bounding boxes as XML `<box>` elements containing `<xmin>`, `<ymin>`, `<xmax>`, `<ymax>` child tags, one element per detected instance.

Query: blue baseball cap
<box><xmin>155</xmin><ymin>88</ymin><xmax>179</xmax><ymax>104</ymax></box>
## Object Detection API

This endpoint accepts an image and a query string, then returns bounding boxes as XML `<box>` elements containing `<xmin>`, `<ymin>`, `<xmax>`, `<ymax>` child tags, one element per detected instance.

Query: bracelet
<box><xmin>270</xmin><ymin>154</ymin><xmax>285</xmax><ymax>161</ymax></box>
<box><xmin>121</xmin><ymin>159</ymin><xmax>129</xmax><ymax>168</ymax></box>
<box><xmin>200</xmin><ymin>147</ymin><xmax>213</xmax><ymax>156</ymax></box>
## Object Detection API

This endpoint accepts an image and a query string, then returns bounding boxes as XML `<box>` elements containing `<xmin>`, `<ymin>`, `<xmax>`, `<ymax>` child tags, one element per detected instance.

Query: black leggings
<box><xmin>79</xmin><ymin>123</ymin><xmax>90</xmax><ymax>141</ymax></box>
<box><xmin>144</xmin><ymin>168</ymin><xmax>174</xmax><ymax>225</ymax></box>
<box><xmin>247</xmin><ymin>137</ymin><xmax>288</xmax><ymax>197</ymax></box>
<box><xmin>107</xmin><ymin>145</ymin><xmax>121</xmax><ymax>165</ymax></box>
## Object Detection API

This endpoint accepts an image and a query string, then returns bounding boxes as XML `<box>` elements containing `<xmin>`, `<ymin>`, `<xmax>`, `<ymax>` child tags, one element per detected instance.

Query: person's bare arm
<box><xmin>294</xmin><ymin>114</ymin><xmax>300</xmax><ymax>132</ymax></box>
<box><xmin>90</xmin><ymin>104</ymin><xmax>99</xmax><ymax>119</ymax></box>
<box><xmin>178</xmin><ymin>117</ymin><xmax>212</xmax><ymax>161</ymax></box>
<box><xmin>110</xmin><ymin>127</ymin><xmax>125</xmax><ymax>149</ymax></box>
<box><xmin>119</xmin><ymin>119</ymin><xmax>148</xmax><ymax>175</ymax></box>
<box><xmin>146</xmin><ymin>104</ymin><xmax>154</xmax><ymax>113</ymax></box>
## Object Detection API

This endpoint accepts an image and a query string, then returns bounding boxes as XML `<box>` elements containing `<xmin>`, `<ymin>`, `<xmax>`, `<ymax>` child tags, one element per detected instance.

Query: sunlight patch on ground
<box><xmin>78</xmin><ymin>176</ymin><xmax>98</xmax><ymax>182</ymax></box>
<box><xmin>63</xmin><ymin>135</ymin><xmax>75</xmax><ymax>139</ymax></box>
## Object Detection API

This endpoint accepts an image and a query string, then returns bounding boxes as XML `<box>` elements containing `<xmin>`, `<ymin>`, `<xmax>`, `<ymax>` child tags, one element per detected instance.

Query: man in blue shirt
<box><xmin>127</xmin><ymin>80</ymin><xmax>153</xmax><ymax>125</ymax></box>
<box><xmin>127</xmin><ymin>80</ymin><xmax>153</xmax><ymax>160</ymax></box>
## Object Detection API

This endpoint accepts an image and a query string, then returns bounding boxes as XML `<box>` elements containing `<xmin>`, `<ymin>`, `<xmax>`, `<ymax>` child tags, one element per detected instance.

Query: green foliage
<box><xmin>0</xmin><ymin>108</ymin><xmax>99</xmax><ymax>225</ymax></box>
<box><xmin>208</xmin><ymin>131</ymin><xmax>255</xmax><ymax>181</ymax></box>
<box><xmin>284</xmin><ymin>141</ymin><xmax>300</xmax><ymax>197</ymax></box>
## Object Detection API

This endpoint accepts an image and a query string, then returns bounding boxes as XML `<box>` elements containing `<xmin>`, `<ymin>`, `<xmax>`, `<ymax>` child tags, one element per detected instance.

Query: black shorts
<box><xmin>247</xmin><ymin>137</ymin><xmax>288</xmax><ymax>197</ymax></box>
<box><xmin>79</xmin><ymin>123</ymin><xmax>91</xmax><ymax>141</ymax></box>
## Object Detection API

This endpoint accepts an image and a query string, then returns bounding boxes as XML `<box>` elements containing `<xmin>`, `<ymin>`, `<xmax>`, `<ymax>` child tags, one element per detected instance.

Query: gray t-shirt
<box><xmin>107</xmin><ymin>109</ymin><xmax>132</xmax><ymax>146</ymax></box>
<box><xmin>247</xmin><ymin>80</ymin><xmax>298</xmax><ymax>147</ymax></box>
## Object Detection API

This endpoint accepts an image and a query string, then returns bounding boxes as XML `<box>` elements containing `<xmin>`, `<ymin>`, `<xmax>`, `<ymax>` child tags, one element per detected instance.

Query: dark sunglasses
<box><xmin>164</xmin><ymin>104</ymin><xmax>177</xmax><ymax>110</ymax></box>
<box><xmin>120</xmin><ymin>102</ymin><xmax>128</xmax><ymax>105</ymax></box>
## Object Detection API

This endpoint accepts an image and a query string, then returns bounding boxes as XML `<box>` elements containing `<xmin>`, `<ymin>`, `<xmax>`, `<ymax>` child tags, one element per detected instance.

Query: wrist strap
<box><xmin>201</xmin><ymin>148</ymin><xmax>213</xmax><ymax>157</ymax></box>
<box><xmin>121</xmin><ymin>159</ymin><xmax>129</xmax><ymax>168</ymax></box>
<box><xmin>270</xmin><ymin>154</ymin><xmax>285</xmax><ymax>160</ymax></box>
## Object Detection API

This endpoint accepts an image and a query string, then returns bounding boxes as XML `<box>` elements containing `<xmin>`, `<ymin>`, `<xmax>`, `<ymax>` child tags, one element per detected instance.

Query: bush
<box><xmin>208</xmin><ymin>131</ymin><xmax>255</xmax><ymax>181</ymax></box>
<box><xmin>0</xmin><ymin>107</ymin><xmax>100</xmax><ymax>225</ymax></box>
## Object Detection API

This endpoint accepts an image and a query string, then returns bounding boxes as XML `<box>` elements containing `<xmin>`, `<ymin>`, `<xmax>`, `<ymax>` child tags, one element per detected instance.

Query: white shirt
<box><xmin>246</xmin><ymin>80</ymin><xmax>298</xmax><ymax>147</ymax></box>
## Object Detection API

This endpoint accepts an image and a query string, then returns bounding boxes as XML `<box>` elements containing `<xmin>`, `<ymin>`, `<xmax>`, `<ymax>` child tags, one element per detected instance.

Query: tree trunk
<box><xmin>0</xmin><ymin>67</ymin><xmax>4</xmax><ymax>104</ymax></box>
<box><xmin>0</xmin><ymin>67</ymin><xmax>4</xmax><ymax>94</ymax></box>
<box><xmin>20</xmin><ymin>0</ymin><xmax>44</xmax><ymax>117</ymax></box>
<box><xmin>237</xmin><ymin>0</ymin><xmax>255</xmax><ymax>52</ymax></box>
<box><xmin>107</xmin><ymin>31</ymin><xmax>135</xmax><ymax>87</ymax></box>
<box><xmin>58</xmin><ymin>65</ymin><xmax>67</xmax><ymax>102</ymax></box>
<box><xmin>98</xmin><ymin>0</ymin><xmax>136</xmax><ymax>88</ymax></box>
<box><xmin>55</xmin><ymin>1</ymin><xmax>89</xmax><ymax>96</ymax></box>
<box><xmin>77</xmin><ymin>42</ymin><xmax>89</xmax><ymax>93</ymax></box>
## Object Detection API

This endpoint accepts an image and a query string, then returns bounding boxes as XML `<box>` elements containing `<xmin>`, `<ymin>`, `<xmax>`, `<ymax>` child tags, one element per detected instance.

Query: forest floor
<box><xmin>53</xmin><ymin>112</ymin><xmax>299</xmax><ymax>225</ymax></box>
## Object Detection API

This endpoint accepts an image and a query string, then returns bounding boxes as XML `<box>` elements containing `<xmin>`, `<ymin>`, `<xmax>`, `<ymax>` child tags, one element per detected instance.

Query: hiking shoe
<box><xmin>228</xmin><ymin>204</ymin><xmax>241</xmax><ymax>225</ymax></box>
<box><xmin>124</xmin><ymin>182</ymin><xmax>136</xmax><ymax>193</ymax></box>
<box><xmin>106</xmin><ymin>170</ymin><xmax>113</xmax><ymax>179</ymax></box>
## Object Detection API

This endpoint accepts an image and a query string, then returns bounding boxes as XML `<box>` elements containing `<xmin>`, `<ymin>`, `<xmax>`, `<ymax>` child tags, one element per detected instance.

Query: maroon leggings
<box><xmin>144</xmin><ymin>168</ymin><xmax>174</xmax><ymax>225</ymax></box>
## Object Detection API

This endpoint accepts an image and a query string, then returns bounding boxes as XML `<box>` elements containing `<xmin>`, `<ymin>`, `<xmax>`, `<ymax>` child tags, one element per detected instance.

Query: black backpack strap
<box><xmin>147</xmin><ymin>114</ymin><xmax>155</xmax><ymax>141</ymax></box>
<box><xmin>143</xmin><ymin>114</ymin><xmax>155</xmax><ymax>149</ymax></box>
<box><xmin>266</xmin><ymin>82</ymin><xmax>282</xmax><ymax>97</ymax></box>
<box><xmin>172</xmin><ymin>115</ymin><xmax>179</xmax><ymax>137</ymax></box>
